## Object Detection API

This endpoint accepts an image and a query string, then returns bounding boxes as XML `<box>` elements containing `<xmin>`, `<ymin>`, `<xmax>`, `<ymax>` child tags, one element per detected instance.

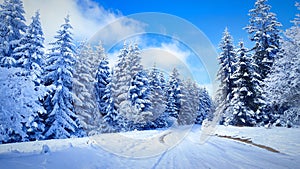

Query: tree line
<box><xmin>0</xmin><ymin>0</ymin><xmax>212</xmax><ymax>144</ymax></box>
<box><xmin>216</xmin><ymin>0</ymin><xmax>300</xmax><ymax>127</ymax></box>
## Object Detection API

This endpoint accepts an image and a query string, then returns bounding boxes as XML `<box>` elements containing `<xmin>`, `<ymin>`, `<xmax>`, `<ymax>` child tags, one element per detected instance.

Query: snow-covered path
<box><xmin>0</xmin><ymin>125</ymin><xmax>299</xmax><ymax>169</ymax></box>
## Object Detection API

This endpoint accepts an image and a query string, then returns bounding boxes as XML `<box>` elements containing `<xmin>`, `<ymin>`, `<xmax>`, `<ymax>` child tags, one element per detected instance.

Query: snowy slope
<box><xmin>0</xmin><ymin>125</ymin><xmax>299</xmax><ymax>169</ymax></box>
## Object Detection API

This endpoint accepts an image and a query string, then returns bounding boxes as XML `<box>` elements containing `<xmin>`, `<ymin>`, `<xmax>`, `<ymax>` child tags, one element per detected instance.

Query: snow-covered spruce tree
<box><xmin>195</xmin><ymin>87</ymin><xmax>212</xmax><ymax>125</ymax></box>
<box><xmin>127</xmin><ymin>70</ymin><xmax>152</xmax><ymax>130</ymax></box>
<box><xmin>110</xmin><ymin>42</ymin><xmax>145</xmax><ymax>131</ymax></box>
<box><xmin>153</xmin><ymin>71</ymin><xmax>169</xmax><ymax>128</ymax></box>
<box><xmin>0</xmin><ymin>0</ymin><xmax>26</xmax><ymax>67</ymax></box>
<box><xmin>128</xmin><ymin>43</ymin><xmax>143</xmax><ymax>78</ymax></box>
<box><xmin>164</xmin><ymin>68</ymin><xmax>182</xmax><ymax>126</ymax></box>
<box><xmin>13</xmin><ymin>11</ymin><xmax>47</xmax><ymax>140</ymax></box>
<box><xmin>111</xmin><ymin>43</ymin><xmax>131</xmax><ymax>112</ymax></box>
<box><xmin>226</xmin><ymin>42</ymin><xmax>260</xmax><ymax>126</ymax></box>
<box><xmin>109</xmin><ymin>43</ymin><xmax>132</xmax><ymax>131</ymax></box>
<box><xmin>43</xmin><ymin>16</ymin><xmax>84</xmax><ymax>139</ymax></box>
<box><xmin>95</xmin><ymin>44</ymin><xmax>110</xmax><ymax>117</ymax></box>
<box><xmin>0</xmin><ymin>67</ymin><xmax>46</xmax><ymax>143</ymax></box>
<box><xmin>73</xmin><ymin>42</ymin><xmax>99</xmax><ymax>131</ymax></box>
<box><xmin>159</xmin><ymin>71</ymin><xmax>167</xmax><ymax>91</ymax></box>
<box><xmin>148</xmin><ymin>65</ymin><xmax>166</xmax><ymax>125</ymax></box>
<box><xmin>245</xmin><ymin>0</ymin><xmax>281</xmax><ymax>80</ymax></box>
<box><xmin>99</xmin><ymin>69</ymin><xmax>124</xmax><ymax>133</ymax></box>
<box><xmin>264</xmin><ymin>3</ymin><xmax>300</xmax><ymax>127</ymax></box>
<box><xmin>178</xmin><ymin>79</ymin><xmax>200</xmax><ymax>125</ymax></box>
<box><xmin>13</xmin><ymin>11</ymin><xmax>44</xmax><ymax>84</ymax></box>
<box><xmin>215</xmin><ymin>28</ymin><xmax>237</xmax><ymax>124</ymax></box>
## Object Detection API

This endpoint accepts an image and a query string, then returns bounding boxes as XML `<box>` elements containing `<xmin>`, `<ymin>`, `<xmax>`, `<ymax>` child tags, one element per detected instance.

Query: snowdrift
<box><xmin>0</xmin><ymin>125</ymin><xmax>299</xmax><ymax>169</ymax></box>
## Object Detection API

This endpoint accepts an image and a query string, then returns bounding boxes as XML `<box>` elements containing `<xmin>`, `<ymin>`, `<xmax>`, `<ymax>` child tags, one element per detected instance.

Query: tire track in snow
<box><xmin>152</xmin><ymin>131</ymin><xmax>172</xmax><ymax>169</ymax></box>
<box><xmin>216</xmin><ymin>134</ymin><xmax>281</xmax><ymax>153</ymax></box>
<box><xmin>159</xmin><ymin>132</ymin><xmax>171</xmax><ymax>144</ymax></box>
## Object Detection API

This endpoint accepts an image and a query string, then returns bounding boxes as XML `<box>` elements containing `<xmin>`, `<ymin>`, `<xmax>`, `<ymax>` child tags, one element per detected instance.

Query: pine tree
<box><xmin>226</xmin><ymin>42</ymin><xmax>259</xmax><ymax>126</ymax></box>
<box><xmin>148</xmin><ymin>65</ymin><xmax>166</xmax><ymax>122</ymax></box>
<box><xmin>128</xmin><ymin>70</ymin><xmax>152</xmax><ymax>129</ymax></box>
<box><xmin>245</xmin><ymin>0</ymin><xmax>281</xmax><ymax>80</ymax></box>
<box><xmin>195</xmin><ymin>88</ymin><xmax>212</xmax><ymax>125</ymax></box>
<box><xmin>111</xmin><ymin>43</ymin><xmax>131</xmax><ymax>112</ymax></box>
<box><xmin>0</xmin><ymin>67</ymin><xmax>46</xmax><ymax>143</ymax></box>
<box><xmin>95</xmin><ymin>46</ymin><xmax>110</xmax><ymax>117</ymax></box>
<box><xmin>0</xmin><ymin>0</ymin><xmax>26</xmax><ymax>67</ymax></box>
<box><xmin>216</xmin><ymin>28</ymin><xmax>237</xmax><ymax>124</ymax></box>
<box><xmin>165</xmin><ymin>68</ymin><xmax>182</xmax><ymax>125</ymax></box>
<box><xmin>13</xmin><ymin>11</ymin><xmax>44</xmax><ymax>84</ymax></box>
<box><xmin>265</xmin><ymin>3</ymin><xmax>300</xmax><ymax>127</ymax></box>
<box><xmin>73</xmin><ymin>42</ymin><xmax>98</xmax><ymax>131</ymax></box>
<box><xmin>152</xmin><ymin>71</ymin><xmax>168</xmax><ymax>128</ymax></box>
<box><xmin>110</xmin><ymin>42</ymin><xmax>144</xmax><ymax>131</ymax></box>
<box><xmin>100</xmin><ymin>69</ymin><xmax>122</xmax><ymax>132</ymax></box>
<box><xmin>128</xmin><ymin>43</ymin><xmax>143</xmax><ymax>78</ymax></box>
<box><xmin>178</xmin><ymin>79</ymin><xmax>199</xmax><ymax>125</ymax></box>
<box><xmin>43</xmin><ymin>16</ymin><xmax>84</xmax><ymax>139</ymax></box>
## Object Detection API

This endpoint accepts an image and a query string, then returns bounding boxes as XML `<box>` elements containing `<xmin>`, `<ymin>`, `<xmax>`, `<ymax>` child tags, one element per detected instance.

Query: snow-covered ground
<box><xmin>0</xmin><ymin>125</ymin><xmax>299</xmax><ymax>169</ymax></box>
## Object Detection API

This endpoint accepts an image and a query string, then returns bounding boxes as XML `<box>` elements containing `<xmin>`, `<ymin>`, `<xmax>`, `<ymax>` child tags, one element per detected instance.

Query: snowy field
<box><xmin>0</xmin><ymin>125</ymin><xmax>299</xmax><ymax>169</ymax></box>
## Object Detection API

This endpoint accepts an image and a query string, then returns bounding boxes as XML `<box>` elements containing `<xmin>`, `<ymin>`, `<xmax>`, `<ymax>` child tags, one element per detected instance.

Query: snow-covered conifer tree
<box><xmin>165</xmin><ymin>68</ymin><xmax>182</xmax><ymax>124</ymax></box>
<box><xmin>178</xmin><ymin>79</ymin><xmax>199</xmax><ymax>125</ymax></box>
<box><xmin>148</xmin><ymin>65</ymin><xmax>166</xmax><ymax>122</ymax></box>
<box><xmin>43</xmin><ymin>16</ymin><xmax>84</xmax><ymax>139</ymax></box>
<box><xmin>195</xmin><ymin>88</ymin><xmax>212</xmax><ymax>124</ymax></box>
<box><xmin>128</xmin><ymin>70</ymin><xmax>152</xmax><ymax>129</ymax></box>
<box><xmin>128</xmin><ymin>43</ymin><xmax>143</xmax><ymax>78</ymax></box>
<box><xmin>226</xmin><ymin>42</ymin><xmax>259</xmax><ymax>126</ymax></box>
<box><xmin>0</xmin><ymin>0</ymin><xmax>26</xmax><ymax>67</ymax></box>
<box><xmin>265</xmin><ymin>3</ymin><xmax>300</xmax><ymax>127</ymax></box>
<box><xmin>73</xmin><ymin>42</ymin><xmax>99</xmax><ymax>131</ymax></box>
<box><xmin>95</xmin><ymin>45</ymin><xmax>110</xmax><ymax>117</ymax></box>
<box><xmin>215</xmin><ymin>28</ymin><xmax>237</xmax><ymax>124</ymax></box>
<box><xmin>0</xmin><ymin>67</ymin><xmax>46</xmax><ymax>143</ymax></box>
<box><xmin>245</xmin><ymin>0</ymin><xmax>281</xmax><ymax>80</ymax></box>
<box><xmin>110</xmin><ymin>42</ymin><xmax>144</xmax><ymax>131</ymax></box>
<box><xmin>111</xmin><ymin>43</ymin><xmax>131</xmax><ymax>111</ymax></box>
<box><xmin>99</xmin><ymin>69</ymin><xmax>123</xmax><ymax>132</ymax></box>
<box><xmin>13</xmin><ymin>11</ymin><xmax>44</xmax><ymax>83</ymax></box>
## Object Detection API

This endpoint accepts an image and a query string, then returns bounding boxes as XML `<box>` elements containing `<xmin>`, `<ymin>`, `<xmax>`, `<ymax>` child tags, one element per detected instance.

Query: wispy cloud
<box><xmin>6</xmin><ymin>0</ymin><xmax>145</xmax><ymax>47</ymax></box>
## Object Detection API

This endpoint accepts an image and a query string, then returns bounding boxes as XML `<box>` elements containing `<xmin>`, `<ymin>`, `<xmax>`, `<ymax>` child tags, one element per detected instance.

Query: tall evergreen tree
<box><xmin>43</xmin><ymin>16</ymin><xmax>84</xmax><ymax>139</ymax></box>
<box><xmin>73</xmin><ymin>42</ymin><xmax>98</xmax><ymax>131</ymax></box>
<box><xmin>245</xmin><ymin>0</ymin><xmax>281</xmax><ymax>80</ymax></box>
<box><xmin>264</xmin><ymin>3</ymin><xmax>300</xmax><ymax>127</ymax></box>
<box><xmin>178</xmin><ymin>79</ymin><xmax>199</xmax><ymax>125</ymax></box>
<box><xmin>111</xmin><ymin>43</ymin><xmax>131</xmax><ymax>111</ymax></box>
<box><xmin>148</xmin><ymin>65</ymin><xmax>166</xmax><ymax>121</ymax></box>
<box><xmin>110</xmin><ymin>42</ymin><xmax>144</xmax><ymax>131</ymax></box>
<box><xmin>0</xmin><ymin>67</ymin><xmax>46</xmax><ymax>143</ymax></box>
<box><xmin>100</xmin><ymin>69</ymin><xmax>122</xmax><ymax>132</ymax></box>
<box><xmin>13</xmin><ymin>11</ymin><xmax>44</xmax><ymax>83</ymax></box>
<box><xmin>0</xmin><ymin>0</ymin><xmax>26</xmax><ymax>67</ymax></box>
<box><xmin>128</xmin><ymin>43</ymin><xmax>143</xmax><ymax>78</ymax></box>
<box><xmin>95</xmin><ymin>45</ymin><xmax>110</xmax><ymax>117</ymax></box>
<box><xmin>165</xmin><ymin>68</ymin><xmax>182</xmax><ymax>122</ymax></box>
<box><xmin>215</xmin><ymin>28</ymin><xmax>237</xmax><ymax>124</ymax></box>
<box><xmin>226</xmin><ymin>42</ymin><xmax>258</xmax><ymax>126</ymax></box>
<box><xmin>195</xmin><ymin>87</ymin><xmax>212</xmax><ymax>124</ymax></box>
<box><xmin>128</xmin><ymin>70</ymin><xmax>152</xmax><ymax>129</ymax></box>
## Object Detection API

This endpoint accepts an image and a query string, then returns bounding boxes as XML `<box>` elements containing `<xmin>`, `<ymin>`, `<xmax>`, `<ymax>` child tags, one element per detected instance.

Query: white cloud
<box><xmin>0</xmin><ymin>0</ymin><xmax>145</xmax><ymax>47</ymax></box>
<box><xmin>89</xmin><ymin>17</ymin><xmax>146</xmax><ymax>49</ymax></box>
<box><xmin>141</xmin><ymin>41</ymin><xmax>191</xmax><ymax>68</ymax></box>
<box><xmin>140</xmin><ymin>41</ymin><xmax>193</xmax><ymax>79</ymax></box>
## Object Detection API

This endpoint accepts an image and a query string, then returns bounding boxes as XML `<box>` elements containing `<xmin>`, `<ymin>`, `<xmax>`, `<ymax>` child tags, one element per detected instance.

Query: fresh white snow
<box><xmin>0</xmin><ymin>125</ymin><xmax>299</xmax><ymax>169</ymax></box>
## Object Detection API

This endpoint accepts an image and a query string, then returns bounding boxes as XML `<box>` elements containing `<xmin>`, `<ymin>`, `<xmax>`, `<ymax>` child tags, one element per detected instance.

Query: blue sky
<box><xmin>94</xmin><ymin>0</ymin><xmax>298</xmax><ymax>47</ymax></box>
<box><xmin>17</xmin><ymin>0</ymin><xmax>298</xmax><ymax>95</ymax></box>
<box><xmin>88</xmin><ymin>0</ymin><xmax>298</xmax><ymax>95</ymax></box>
